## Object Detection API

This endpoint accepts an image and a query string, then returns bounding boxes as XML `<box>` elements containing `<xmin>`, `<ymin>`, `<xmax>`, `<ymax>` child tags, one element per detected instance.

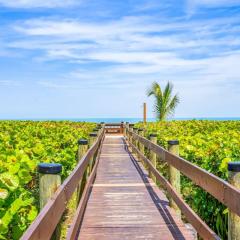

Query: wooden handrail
<box><xmin>21</xmin><ymin>130</ymin><xmax>104</xmax><ymax>240</ymax></box>
<box><xmin>104</xmin><ymin>122</ymin><xmax>124</xmax><ymax>134</ymax></box>
<box><xmin>66</xmin><ymin>133</ymin><xmax>104</xmax><ymax>240</ymax></box>
<box><xmin>128</xmin><ymin>140</ymin><xmax>220</xmax><ymax>240</ymax></box>
<box><xmin>129</xmin><ymin>129</ymin><xmax>240</xmax><ymax>217</ymax></box>
<box><xmin>105</xmin><ymin>123</ymin><xmax>123</xmax><ymax>126</ymax></box>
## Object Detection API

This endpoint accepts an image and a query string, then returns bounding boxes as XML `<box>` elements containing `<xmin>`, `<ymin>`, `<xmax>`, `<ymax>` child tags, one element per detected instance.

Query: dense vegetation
<box><xmin>136</xmin><ymin>120</ymin><xmax>240</xmax><ymax>239</ymax></box>
<box><xmin>0</xmin><ymin>121</ymin><xmax>95</xmax><ymax>240</ymax></box>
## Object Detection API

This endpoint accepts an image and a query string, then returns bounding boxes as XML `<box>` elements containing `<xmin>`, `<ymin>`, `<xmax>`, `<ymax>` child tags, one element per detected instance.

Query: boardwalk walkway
<box><xmin>78</xmin><ymin>135</ymin><xmax>195</xmax><ymax>239</ymax></box>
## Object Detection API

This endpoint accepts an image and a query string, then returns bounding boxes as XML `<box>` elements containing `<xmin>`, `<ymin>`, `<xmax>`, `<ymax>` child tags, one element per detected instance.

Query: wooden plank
<box><xmin>77</xmin><ymin>135</ymin><xmax>195</xmax><ymax>240</ymax></box>
<box><xmin>130</xmin><ymin>130</ymin><xmax>240</xmax><ymax>217</ymax></box>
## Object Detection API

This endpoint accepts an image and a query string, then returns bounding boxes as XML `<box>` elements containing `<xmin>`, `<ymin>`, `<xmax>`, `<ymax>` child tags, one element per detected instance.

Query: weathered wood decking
<box><xmin>77</xmin><ymin>135</ymin><xmax>195</xmax><ymax>239</ymax></box>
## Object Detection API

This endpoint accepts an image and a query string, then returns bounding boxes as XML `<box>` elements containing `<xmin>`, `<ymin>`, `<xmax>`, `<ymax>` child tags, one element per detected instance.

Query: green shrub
<box><xmin>0</xmin><ymin>121</ymin><xmax>95</xmax><ymax>239</ymax></box>
<box><xmin>136</xmin><ymin>120</ymin><xmax>240</xmax><ymax>239</ymax></box>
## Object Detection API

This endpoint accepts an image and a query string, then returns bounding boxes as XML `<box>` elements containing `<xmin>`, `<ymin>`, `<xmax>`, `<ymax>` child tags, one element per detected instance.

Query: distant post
<box><xmin>143</xmin><ymin>103</ymin><xmax>147</xmax><ymax>124</ymax></box>
<box><xmin>38</xmin><ymin>163</ymin><xmax>62</xmax><ymax>239</ymax></box>
<box><xmin>228</xmin><ymin>162</ymin><xmax>240</xmax><ymax>240</ymax></box>
<box><xmin>168</xmin><ymin>140</ymin><xmax>181</xmax><ymax>218</ymax></box>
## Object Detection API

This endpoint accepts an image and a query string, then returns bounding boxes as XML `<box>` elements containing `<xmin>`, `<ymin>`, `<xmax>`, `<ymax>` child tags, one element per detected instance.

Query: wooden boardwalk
<box><xmin>77</xmin><ymin>135</ymin><xmax>195</xmax><ymax>240</ymax></box>
<box><xmin>22</xmin><ymin>124</ymin><xmax>240</xmax><ymax>240</ymax></box>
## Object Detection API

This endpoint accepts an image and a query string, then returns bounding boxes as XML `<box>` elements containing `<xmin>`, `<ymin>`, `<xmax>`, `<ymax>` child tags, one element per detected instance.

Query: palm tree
<box><xmin>147</xmin><ymin>81</ymin><xmax>179</xmax><ymax>121</ymax></box>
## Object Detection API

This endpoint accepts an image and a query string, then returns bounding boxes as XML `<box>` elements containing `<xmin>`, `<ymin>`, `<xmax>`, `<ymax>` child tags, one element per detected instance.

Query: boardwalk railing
<box><xmin>21</xmin><ymin>128</ymin><xmax>105</xmax><ymax>240</ymax></box>
<box><xmin>126</xmin><ymin>127</ymin><xmax>240</xmax><ymax>240</ymax></box>
<box><xmin>104</xmin><ymin>122</ymin><xmax>124</xmax><ymax>134</ymax></box>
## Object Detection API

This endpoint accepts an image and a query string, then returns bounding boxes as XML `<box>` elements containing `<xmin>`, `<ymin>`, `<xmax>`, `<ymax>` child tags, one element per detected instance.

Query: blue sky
<box><xmin>0</xmin><ymin>0</ymin><xmax>240</xmax><ymax>119</ymax></box>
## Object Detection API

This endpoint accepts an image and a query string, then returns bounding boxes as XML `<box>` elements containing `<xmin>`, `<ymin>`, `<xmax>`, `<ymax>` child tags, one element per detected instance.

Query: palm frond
<box><xmin>147</xmin><ymin>81</ymin><xmax>179</xmax><ymax>121</ymax></box>
<box><xmin>166</xmin><ymin>94</ymin><xmax>180</xmax><ymax>117</ymax></box>
<box><xmin>146</xmin><ymin>81</ymin><xmax>162</xmax><ymax>98</ymax></box>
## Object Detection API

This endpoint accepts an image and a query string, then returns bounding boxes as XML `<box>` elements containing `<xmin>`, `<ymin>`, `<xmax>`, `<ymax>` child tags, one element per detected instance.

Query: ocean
<box><xmin>3</xmin><ymin>117</ymin><xmax>239</xmax><ymax>123</ymax></box>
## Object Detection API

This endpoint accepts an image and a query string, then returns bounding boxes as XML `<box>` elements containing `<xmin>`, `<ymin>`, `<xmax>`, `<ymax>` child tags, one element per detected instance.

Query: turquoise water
<box><xmin>3</xmin><ymin>117</ymin><xmax>239</xmax><ymax>123</ymax></box>
<box><xmin>71</xmin><ymin>117</ymin><xmax>240</xmax><ymax>123</ymax></box>
<box><xmin>69</xmin><ymin>117</ymin><xmax>240</xmax><ymax>123</ymax></box>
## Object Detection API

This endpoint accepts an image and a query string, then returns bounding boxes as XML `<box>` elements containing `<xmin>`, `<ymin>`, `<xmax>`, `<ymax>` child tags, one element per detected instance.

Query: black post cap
<box><xmin>133</xmin><ymin>127</ymin><xmax>138</xmax><ymax>130</ymax></box>
<box><xmin>78</xmin><ymin>139</ymin><xmax>88</xmax><ymax>145</ymax></box>
<box><xmin>129</xmin><ymin>124</ymin><xmax>135</xmax><ymax>127</ymax></box>
<box><xmin>89</xmin><ymin>132</ymin><xmax>98</xmax><ymax>137</ymax></box>
<box><xmin>168</xmin><ymin>140</ymin><xmax>179</xmax><ymax>145</ymax></box>
<box><xmin>38</xmin><ymin>163</ymin><xmax>62</xmax><ymax>174</ymax></box>
<box><xmin>149</xmin><ymin>133</ymin><xmax>157</xmax><ymax>137</ymax></box>
<box><xmin>228</xmin><ymin>162</ymin><xmax>240</xmax><ymax>172</ymax></box>
<box><xmin>138</xmin><ymin>128</ymin><xmax>144</xmax><ymax>132</ymax></box>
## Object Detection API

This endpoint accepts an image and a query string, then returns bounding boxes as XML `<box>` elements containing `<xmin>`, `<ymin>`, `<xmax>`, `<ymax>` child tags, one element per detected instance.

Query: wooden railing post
<box><xmin>100</xmin><ymin>122</ymin><xmax>105</xmax><ymax>128</ymax></box>
<box><xmin>125</xmin><ymin>122</ymin><xmax>129</xmax><ymax>138</ymax></box>
<box><xmin>149</xmin><ymin>133</ymin><xmax>157</xmax><ymax>183</ymax></box>
<box><xmin>88</xmin><ymin>132</ymin><xmax>98</xmax><ymax>175</ymax></box>
<box><xmin>138</xmin><ymin>128</ymin><xmax>145</xmax><ymax>165</ymax></box>
<box><xmin>168</xmin><ymin>140</ymin><xmax>181</xmax><ymax>218</ymax></box>
<box><xmin>128</xmin><ymin>124</ymin><xmax>134</xmax><ymax>151</ymax></box>
<box><xmin>123</xmin><ymin>122</ymin><xmax>127</xmax><ymax>136</ymax></box>
<box><xmin>121</xmin><ymin>121</ymin><xmax>124</xmax><ymax>134</ymax></box>
<box><xmin>133</xmin><ymin>127</ymin><xmax>138</xmax><ymax>148</ymax></box>
<box><xmin>38</xmin><ymin>163</ymin><xmax>62</xmax><ymax>239</ymax></box>
<box><xmin>228</xmin><ymin>162</ymin><xmax>240</xmax><ymax>240</ymax></box>
<box><xmin>93</xmin><ymin>128</ymin><xmax>100</xmax><ymax>136</ymax></box>
<box><xmin>77</xmin><ymin>139</ymin><xmax>88</xmax><ymax>204</ymax></box>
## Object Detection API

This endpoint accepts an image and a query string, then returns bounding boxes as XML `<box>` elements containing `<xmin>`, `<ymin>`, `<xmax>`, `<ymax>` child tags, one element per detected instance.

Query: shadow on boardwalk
<box><xmin>124</xmin><ymin>138</ymin><xmax>187</xmax><ymax>240</ymax></box>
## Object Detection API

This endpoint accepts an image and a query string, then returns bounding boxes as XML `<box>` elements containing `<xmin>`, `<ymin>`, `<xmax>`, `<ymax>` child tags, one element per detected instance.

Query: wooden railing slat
<box><xmin>130</xmin><ymin>130</ymin><xmax>240</xmax><ymax>217</ymax></box>
<box><xmin>128</xmin><ymin>139</ymin><xmax>220</xmax><ymax>240</ymax></box>
<box><xmin>66</xmin><ymin>135</ymin><xmax>104</xmax><ymax>240</ymax></box>
<box><xmin>21</xmin><ymin>130</ymin><xmax>104</xmax><ymax>240</ymax></box>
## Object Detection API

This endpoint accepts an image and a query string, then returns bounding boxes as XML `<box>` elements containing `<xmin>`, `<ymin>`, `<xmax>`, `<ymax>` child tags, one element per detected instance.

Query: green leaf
<box><xmin>0</xmin><ymin>173</ymin><xmax>19</xmax><ymax>191</ymax></box>
<box><xmin>219</xmin><ymin>157</ymin><xmax>231</xmax><ymax>172</ymax></box>
<box><xmin>0</xmin><ymin>188</ymin><xmax>8</xmax><ymax>200</ymax></box>
<box><xmin>18</xmin><ymin>169</ymin><xmax>32</xmax><ymax>184</ymax></box>
<box><xmin>8</xmin><ymin>163</ymin><xmax>20</xmax><ymax>174</ymax></box>
<box><xmin>27</xmin><ymin>206</ymin><xmax>38</xmax><ymax>222</ymax></box>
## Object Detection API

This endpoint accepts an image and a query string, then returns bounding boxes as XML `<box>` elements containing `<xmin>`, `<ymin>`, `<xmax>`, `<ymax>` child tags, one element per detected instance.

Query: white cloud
<box><xmin>0</xmin><ymin>0</ymin><xmax>80</xmax><ymax>8</ymax></box>
<box><xmin>5</xmin><ymin>15</ymin><xmax>240</xmax><ymax>111</ymax></box>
